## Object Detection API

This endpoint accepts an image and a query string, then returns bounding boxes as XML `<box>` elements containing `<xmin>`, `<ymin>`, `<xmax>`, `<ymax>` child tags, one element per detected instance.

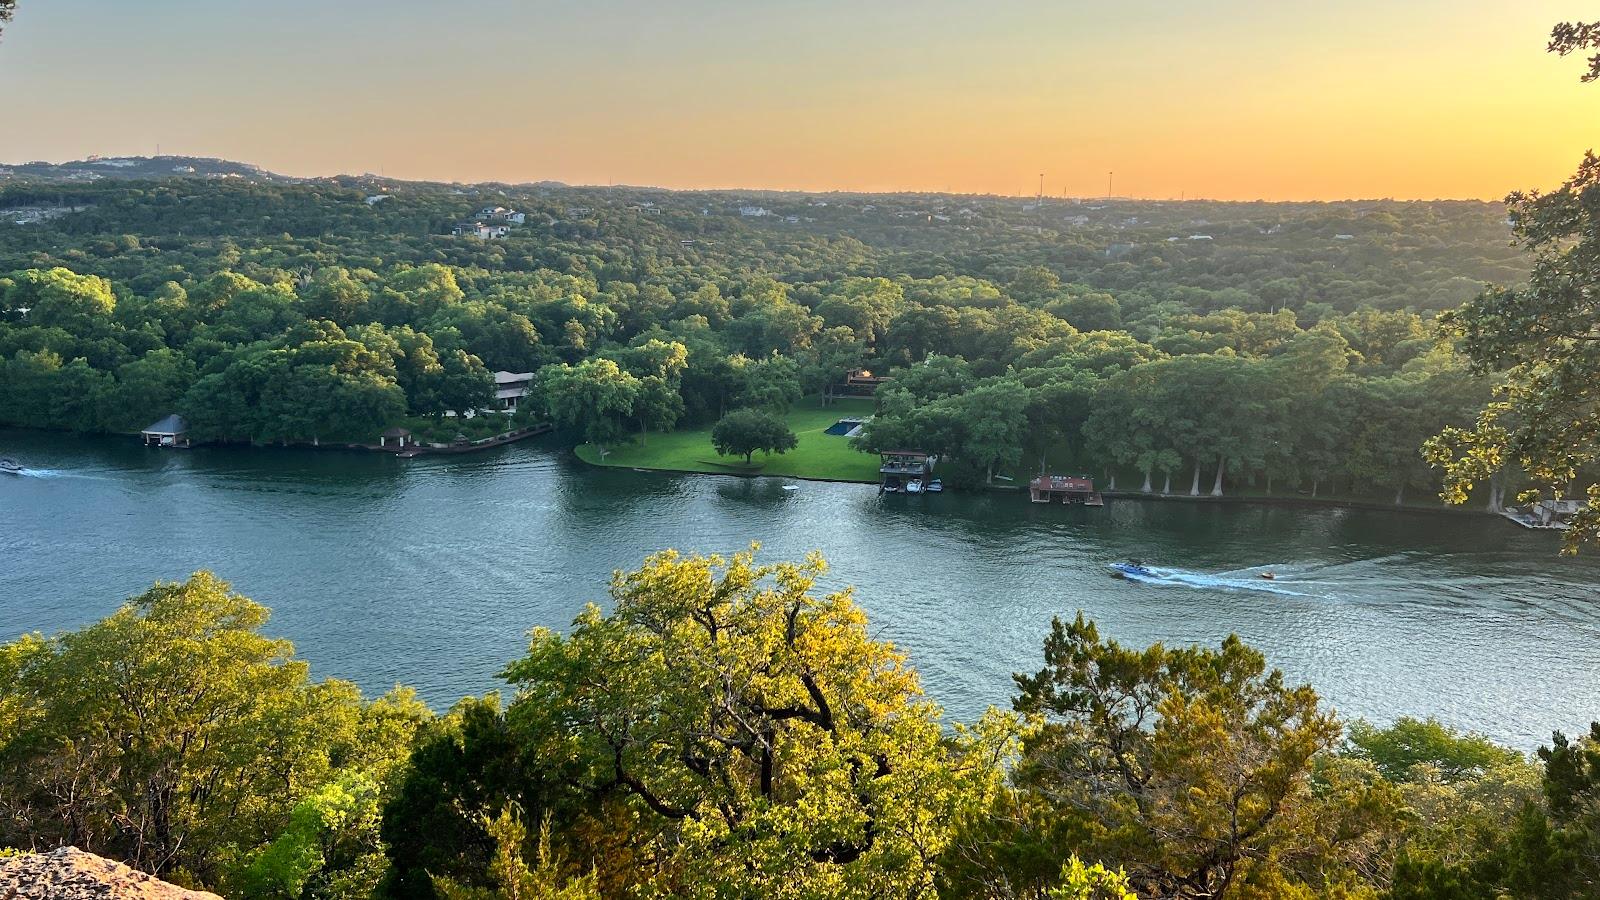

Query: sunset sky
<box><xmin>1</xmin><ymin>0</ymin><xmax>1595</xmax><ymax>199</ymax></box>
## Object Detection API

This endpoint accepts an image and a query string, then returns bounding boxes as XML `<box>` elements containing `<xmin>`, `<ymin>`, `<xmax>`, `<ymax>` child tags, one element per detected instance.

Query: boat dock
<box><xmin>1029</xmin><ymin>474</ymin><xmax>1104</xmax><ymax>506</ymax></box>
<box><xmin>1499</xmin><ymin>499</ymin><xmax>1581</xmax><ymax>531</ymax></box>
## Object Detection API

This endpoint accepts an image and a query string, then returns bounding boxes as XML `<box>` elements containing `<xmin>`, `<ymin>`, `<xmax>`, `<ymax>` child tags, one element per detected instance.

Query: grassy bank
<box><xmin>574</xmin><ymin>401</ymin><xmax>1495</xmax><ymax>519</ymax></box>
<box><xmin>574</xmin><ymin>397</ymin><xmax>881</xmax><ymax>481</ymax></box>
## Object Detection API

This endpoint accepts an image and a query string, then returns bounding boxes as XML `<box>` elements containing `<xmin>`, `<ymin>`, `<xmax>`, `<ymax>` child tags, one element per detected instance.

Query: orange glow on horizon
<box><xmin>0</xmin><ymin>0</ymin><xmax>1594</xmax><ymax>201</ymax></box>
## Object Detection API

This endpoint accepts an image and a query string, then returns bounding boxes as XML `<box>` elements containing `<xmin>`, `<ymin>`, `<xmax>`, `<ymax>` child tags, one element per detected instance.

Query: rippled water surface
<box><xmin>3</xmin><ymin>428</ymin><xmax>1598</xmax><ymax>749</ymax></box>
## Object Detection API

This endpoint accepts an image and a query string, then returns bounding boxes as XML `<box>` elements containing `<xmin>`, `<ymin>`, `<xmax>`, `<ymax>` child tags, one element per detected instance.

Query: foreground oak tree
<box><xmin>500</xmin><ymin>547</ymin><xmax>1007</xmax><ymax>899</ymax></box>
<box><xmin>0</xmin><ymin>573</ymin><xmax>428</xmax><ymax>893</ymax></box>
<box><xmin>1005</xmin><ymin>614</ymin><xmax>1400</xmax><ymax>899</ymax></box>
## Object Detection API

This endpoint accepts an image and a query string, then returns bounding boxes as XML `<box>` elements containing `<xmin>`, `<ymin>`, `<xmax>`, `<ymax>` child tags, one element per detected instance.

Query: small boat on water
<box><xmin>926</xmin><ymin>478</ymin><xmax>943</xmax><ymax>493</ymax></box>
<box><xmin>905</xmin><ymin>478</ymin><xmax>924</xmax><ymax>494</ymax></box>
<box><xmin>1109</xmin><ymin>561</ymin><xmax>1154</xmax><ymax>578</ymax></box>
<box><xmin>0</xmin><ymin>458</ymin><xmax>22</xmax><ymax>475</ymax></box>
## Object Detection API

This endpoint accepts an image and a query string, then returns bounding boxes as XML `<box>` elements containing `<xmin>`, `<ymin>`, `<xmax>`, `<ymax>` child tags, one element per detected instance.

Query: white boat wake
<box><xmin>1115</xmin><ymin>564</ymin><xmax>1308</xmax><ymax>596</ymax></box>
<box><xmin>7</xmin><ymin>468</ymin><xmax>90</xmax><ymax>480</ymax></box>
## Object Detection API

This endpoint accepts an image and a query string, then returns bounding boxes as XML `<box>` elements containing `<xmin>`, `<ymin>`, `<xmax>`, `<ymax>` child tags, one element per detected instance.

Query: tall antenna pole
<box><xmin>1107</xmin><ymin>171</ymin><xmax>1114</xmax><ymax>199</ymax></box>
<box><xmin>1037</xmin><ymin>172</ymin><xmax>1044</xmax><ymax>206</ymax></box>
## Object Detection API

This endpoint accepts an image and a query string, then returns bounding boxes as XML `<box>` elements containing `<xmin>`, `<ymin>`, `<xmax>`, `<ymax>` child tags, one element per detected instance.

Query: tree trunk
<box><xmin>1394</xmin><ymin>483</ymin><xmax>1406</xmax><ymax>506</ymax></box>
<box><xmin>1162</xmin><ymin>471</ymin><xmax>1172</xmax><ymax>495</ymax></box>
<box><xmin>1107</xmin><ymin>471</ymin><xmax>1117</xmax><ymax>491</ymax></box>
<box><xmin>1190</xmin><ymin>460</ymin><xmax>1202</xmax><ymax>496</ymax></box>
<box><xmin>1264</xmin><ymin>471</ymin><xmax>1272</xmax><ymax>495</ymax></box>
<box><xmin>1487</xmin><ymin>473</ymin><xmax>1505</xmax><ymax>513</ymax></box>
<box><xmin>1210</xmin><ymin>456</ymin><xmax>1226</xmax><ymax>497</ymax></box>
<box><xmin>1311</xmin><ymin>478</ymin><xmax>1319</xmax><ymax>498</ymax></box>
<box><xmin>1141</xmin><ymin>465</ymin><xmax>1153</xmax><ymax>493</ymax></box>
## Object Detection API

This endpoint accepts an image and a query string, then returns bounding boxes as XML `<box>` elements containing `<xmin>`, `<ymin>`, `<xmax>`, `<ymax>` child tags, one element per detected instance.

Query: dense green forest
<box><xmin>0</xmin><ymin>174</ymin><xmax>1541</xmax><ymax>503</ymax></box>
<box><xmin>13</xmin><ymin>9</ymin><xmax>1600</xmax><ymax>899</ymax></box>
<box><xmin>7</xmin><ymin>163</ymin><xmax>1599</xmax><ymax>900</ymax></box>
<box><xmin>4</xmin><ymin>553</ymin><xmax>1599</xmax><ymax>899</ymax></box>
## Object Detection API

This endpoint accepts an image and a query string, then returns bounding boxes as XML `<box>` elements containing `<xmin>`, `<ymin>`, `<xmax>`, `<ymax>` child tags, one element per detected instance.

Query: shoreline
<box><xmin>1097</xmin><ymin>488</ymin><xmax>1493</xmax><ymax>517</ymax></box>
<box><xmin>5</xmin><ymin>422</ymin><xmax>1498</xmax><ymax>520</ymax></box>
<box><xmin>6</xmin><ymin>423</ymin><xmax>553</xmax><ymax>457</ymax></box>
<box><xmin>575</xmin><ymin>451</ymin><xmax>1498</xmax><ymax>518</ymax></box>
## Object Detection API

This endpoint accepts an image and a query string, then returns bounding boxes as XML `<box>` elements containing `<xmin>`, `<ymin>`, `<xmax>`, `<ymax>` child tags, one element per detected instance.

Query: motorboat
<box><xmin>905</xmin><ymin>479</ymin><xmax>923</xmax><ymax>494</ymax></box>
<box><xmin>926</xmin><ymin>478</ymin><xmax>943</xmax><ymax>493</ymax></box>
<box><xmin>1259</xmin><ymin>572</ymin><xmax>1277</xmax><ymax>580</ymax></box>
<box><xmin>1109</xmin><ymin>561</ymin><xmax>1154</xmax><ymax>578</ymax></box>
<box><xmin>0</xmin><ymin>458</ymin><xmax>22</xmax><ymax>475</ymax></box>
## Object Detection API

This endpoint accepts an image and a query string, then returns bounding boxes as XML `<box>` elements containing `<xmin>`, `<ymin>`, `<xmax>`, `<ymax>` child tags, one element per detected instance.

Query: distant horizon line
<box><xmin>0</xmin><ymin>152</ymin><xmax>1511</xmax><ymax>205</ymax></box>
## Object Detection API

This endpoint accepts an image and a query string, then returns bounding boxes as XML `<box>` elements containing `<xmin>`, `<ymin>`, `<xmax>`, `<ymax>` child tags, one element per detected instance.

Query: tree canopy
<box><xmin>710</xmin><ymin>407</ymin><xmax>798</xmax><ymax>463</ymax></box>
<box><xmin>0</xmin><ymin>573</ymin><xmax>428</xmax><ymax>894</ymax></box>
<box><xmin>5</xmin><ymin>553</ymin><xmax>1600</xmax><ymax>900</ymax></box>
<box><xmin>1428</xmin><ymin>17</ymin><xmax>1600</xmax><ymax>550</ymax></box>
<box><xmin>499</xmin><ymin>547</ymin><xmax>1004</xmax><ymax>898</ymax></box>
<box><xmin>0</xmin><ymin>161</ymin><xmax>1533</xmax><ymax>508</ymax></box>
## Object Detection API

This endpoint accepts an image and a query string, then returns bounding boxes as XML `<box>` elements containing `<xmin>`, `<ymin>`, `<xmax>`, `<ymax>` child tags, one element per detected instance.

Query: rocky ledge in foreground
<box><xmin>0</xmin><ymin>847</ymin><xmax>222</xmax><ymax>900</ymax></box>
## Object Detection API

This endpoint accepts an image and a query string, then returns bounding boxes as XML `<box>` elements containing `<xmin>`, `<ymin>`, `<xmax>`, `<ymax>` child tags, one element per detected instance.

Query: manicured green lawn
<box><xmin>575</xmin><ymin>398</ymin><xmax>881</xmax><ymax>482</ymax></box>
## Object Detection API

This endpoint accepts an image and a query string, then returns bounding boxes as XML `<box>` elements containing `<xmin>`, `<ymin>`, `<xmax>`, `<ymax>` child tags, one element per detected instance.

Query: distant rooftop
<box><xmin>141</xmin><ymin>414</ymin><xmax>187</xmax><ymax>435</ymax></box>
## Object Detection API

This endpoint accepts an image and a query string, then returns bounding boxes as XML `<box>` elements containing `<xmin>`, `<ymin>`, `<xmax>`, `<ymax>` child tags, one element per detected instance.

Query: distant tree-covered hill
<box><xmin>0</xmin><ymin>168</ymin><xmax>1537</xmax><ymax>504</ymax></box>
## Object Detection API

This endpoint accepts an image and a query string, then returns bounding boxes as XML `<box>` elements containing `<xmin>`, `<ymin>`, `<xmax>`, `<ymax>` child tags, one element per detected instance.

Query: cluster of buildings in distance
<box><xmin>452</xmin><ymin>205</ymin><xmax>528</xmax><ymax>240</ymax></box>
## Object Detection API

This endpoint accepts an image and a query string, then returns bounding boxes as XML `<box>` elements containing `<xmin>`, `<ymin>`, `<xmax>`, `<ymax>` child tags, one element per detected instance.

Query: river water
<box><xmin>3</xmin><ymin>428</ymin><xmax>1597</xmax><ymax>749</ymax></box>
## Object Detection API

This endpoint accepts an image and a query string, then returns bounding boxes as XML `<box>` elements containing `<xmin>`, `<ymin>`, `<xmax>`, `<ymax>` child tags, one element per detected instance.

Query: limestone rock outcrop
<box><xmin>0</xmin><ymin>847</ymin><xmax>223</xmax><ymax>900</ymax></box>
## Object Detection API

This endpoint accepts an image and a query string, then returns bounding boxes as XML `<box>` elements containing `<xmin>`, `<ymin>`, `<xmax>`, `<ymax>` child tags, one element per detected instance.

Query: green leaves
<box><xmin>710</xmin><ymin>407</ymin><xmax>796</xmax><ymax>464</ymax></box>
<box><xmin>0</xmin><ymin>573</ymin><xmax>428</xmax><ymax>893</ymax></box>
<box><xmin>1549</xmin><ymin>20</ymin><xmax>1600</xmax><ymax>83</ymax></box>
<box><xmin>1428</xmin><ymin>26</ymin><xmax>1600</xmax><ymax>545</ymax></box>
<box><xmin>2</xmin><ymin>267</ymin><xmax>116</xmax><ymax>330</ymax></box>
<box><xmin>1433</xmin><ymin>150</ymin><xmax>1600</xmax><ymax>549</ymax></box>
<box><xmin>1347</xmin><ymin>717</ymin><xmax>1523</xmax><ymax>784</ymax></box>
<box><xmin>1047</xmin><ymin>857</ymin><xmax>1138</xmax><ymax>900</ymax></box>
<box><xmin>856</xmin><ymin>370</ymin><xmax>1028</xmax><ymax>484</ymax></box>
<box><xmin>535</xmin><ymin>358</ymin><xmax>642</xmax><ymax>450</ymax></box>
<box><xmin>177</xmin><ymin>334</ymin><xmax>407</xmax><ymax>444</ymax></box>
<box><xmin>431</xmin><ymin>804</ymin><xmax>600</xmax><ymax>900</ymax></box>
<box><xmin>499</xmin><ymin>547</ymin><xmax>1003</xmax><ymax>898</ymax></box>
<box><xmin>1011</xmin><ymin>613</ymin><xmax>1381</xmax><ymax>899</ymax></box>
<box><xmin>243</xmin><ymin>772</ymin><xmax>385</xmax><ymax>900</ymax></box>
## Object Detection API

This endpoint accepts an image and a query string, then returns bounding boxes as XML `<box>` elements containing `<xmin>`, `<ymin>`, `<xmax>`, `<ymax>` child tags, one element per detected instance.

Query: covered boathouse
<box><xmin>379</xmin><ymin>427</ymin><xmax>416</xmax><ymax>449</ymax></box>
<box><xmin>140</xmin><ymin>414</ymin><xmax>190</xmax><ymax>448</ymax></box>
<box><xmin>879</xmin><ymin>450</ymin><xmax>933</xmax><ymax>492</ymax></box>
<box><xmin>1029</xmin><ymin>474</ymin><xmax>1104</xmax><ymax>506</ymax></box>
